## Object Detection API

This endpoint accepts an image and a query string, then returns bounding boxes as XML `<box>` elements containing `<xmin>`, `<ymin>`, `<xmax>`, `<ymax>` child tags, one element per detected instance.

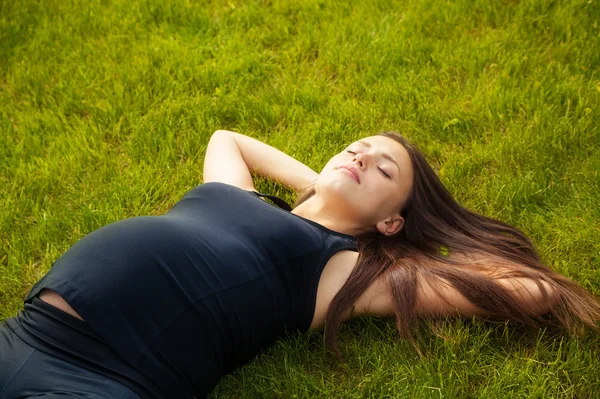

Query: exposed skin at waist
<box><xmin>39</xmin><ymin>288</ymin><xmax>85</xmax><ymax>321</ymax></box>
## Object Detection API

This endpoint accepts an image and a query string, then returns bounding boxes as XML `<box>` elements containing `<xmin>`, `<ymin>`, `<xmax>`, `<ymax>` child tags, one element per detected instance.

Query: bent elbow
<box><xmin>542</xmin><ymin>280</ymin><xmax>561</xmax><ymax>313</ymax></box>
<box><xmin>500</xmin><ymin>278</ymin><xmax>560</xmax><ymax>315</ymax></box>
<box><xmin>524</xmin><ymin>279</ymin><xmax>560</xmax><ymax>315</ymax></box>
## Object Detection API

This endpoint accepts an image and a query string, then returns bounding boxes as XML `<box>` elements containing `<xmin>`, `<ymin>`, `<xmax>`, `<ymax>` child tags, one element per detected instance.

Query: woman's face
<box><xmin>315</xmin><ymin>135</ymin><xmax>414</xmax><ymax>235</ymax></box>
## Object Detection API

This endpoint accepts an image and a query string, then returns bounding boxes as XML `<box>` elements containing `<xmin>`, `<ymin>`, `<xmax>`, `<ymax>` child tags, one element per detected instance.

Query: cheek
<box><xmin>320</xmin><ymin>159</ymin><xmax>339</xmax><ymax>174</ymax></box>
<box><xmin>365</xmin><ymin>188</ymin><xmax>395</xmax><ymax>213</ymax></box>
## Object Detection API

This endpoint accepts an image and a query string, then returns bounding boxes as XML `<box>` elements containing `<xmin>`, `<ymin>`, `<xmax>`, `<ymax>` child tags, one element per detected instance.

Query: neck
<box><xmin>291</xmin><ymin>196</ymin><xmax>364</xmax><ymax>237</ymax></box>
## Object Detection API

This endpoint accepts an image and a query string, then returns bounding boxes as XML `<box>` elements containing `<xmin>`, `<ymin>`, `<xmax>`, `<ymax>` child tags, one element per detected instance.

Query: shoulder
<box><xmin>310</xmin><ymin>250</ymin><xmax>357</xmax><ymax>329</ymax></box>
<box><xmin>318</xmin><ymin>250</ymin><xmax>359</xmax><ymax>289</ymax></box>
<box><xmin>311</xmin><ymin>249</ymin><xmax>393</xmax><ymax>329</ymax></box>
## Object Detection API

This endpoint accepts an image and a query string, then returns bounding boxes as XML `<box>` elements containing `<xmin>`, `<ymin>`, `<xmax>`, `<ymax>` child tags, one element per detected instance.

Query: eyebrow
<box><xmin>356</xmin><ymin>140</ymin><xmax>400</xmax><ymax>172</ymax></box>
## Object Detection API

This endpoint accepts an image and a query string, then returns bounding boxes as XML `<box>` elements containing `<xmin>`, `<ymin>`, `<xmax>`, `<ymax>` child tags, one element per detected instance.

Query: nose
<box><xmin>350</xmin><ymin>152</ymin><xmax>368</xmax><ymax>168</ymax></box>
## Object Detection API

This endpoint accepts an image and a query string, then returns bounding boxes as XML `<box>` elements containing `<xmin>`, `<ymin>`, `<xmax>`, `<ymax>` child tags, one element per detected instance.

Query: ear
<box><xmin>376</xmin><ymin>215</ymin><xmax>405</xmax><ymax>236</ymax></box>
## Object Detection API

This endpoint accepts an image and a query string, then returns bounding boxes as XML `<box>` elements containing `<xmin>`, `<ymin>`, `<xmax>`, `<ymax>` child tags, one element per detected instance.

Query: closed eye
<box><xmin>346</xmin><ymin>150</ymin><xmax>391</xmax><ymax>179</ymax></box>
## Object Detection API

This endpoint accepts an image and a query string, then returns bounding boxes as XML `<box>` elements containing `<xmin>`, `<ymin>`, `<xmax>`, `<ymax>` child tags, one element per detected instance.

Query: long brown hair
<box><xmin>293</xmin><ymin>131</ymin><xmax>600</xmax><ymax>356</ymax></box>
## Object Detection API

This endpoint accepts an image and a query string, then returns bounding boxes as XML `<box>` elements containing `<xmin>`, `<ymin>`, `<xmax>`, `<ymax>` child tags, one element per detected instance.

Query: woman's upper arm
<box><xmin>415</xmin><ymin>273</ymin><xmax>558</xmax><ymax>318</ymax></box>
<box><xmin>415</xmin><ymin>274</ymin><xmax>488</xmax><ymax>318</ymax></box>
<box><xmin>202</xmin><ymin>130</ymin><xmax>257</xmax><ymax>192</ymax></box>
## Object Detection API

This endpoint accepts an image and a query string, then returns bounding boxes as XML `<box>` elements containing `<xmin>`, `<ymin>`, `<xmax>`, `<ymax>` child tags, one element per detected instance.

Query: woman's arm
<box><xmin>221</xmin><ymin>130</ymin><xmax>319</xmax><ymax>192</ymax></box>
<box><xmin>412</xmin><ymin>253</ymin><xmax>560</xmax><ymax>318</ymax></box>
<box><xmin>414</xmin><ymin>273</ymin><xmax>559</xmax><ymax>318</ymax></box>
<box><xmin>365</xmin><ymin>257</ymin><xmax>560</xmax><ymax>320</ymax></box>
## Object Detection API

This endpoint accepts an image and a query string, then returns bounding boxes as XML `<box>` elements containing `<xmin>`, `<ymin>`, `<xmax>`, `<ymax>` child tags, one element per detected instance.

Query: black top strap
<box><xmin>252</xmin><ymin>192</ymin><xmax>293</xmax><ymax>212</ymax></box>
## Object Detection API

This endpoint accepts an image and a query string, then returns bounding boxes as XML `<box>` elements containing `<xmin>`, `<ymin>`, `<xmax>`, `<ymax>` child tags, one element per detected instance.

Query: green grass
<box><xmin>2</xmin><ymin>0</ymin><xmax>600</xmax><ymax>397</ymax></box>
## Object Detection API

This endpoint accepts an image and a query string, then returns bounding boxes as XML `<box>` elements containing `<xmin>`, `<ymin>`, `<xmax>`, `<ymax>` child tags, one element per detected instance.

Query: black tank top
<box><xmin>25</xmin><ymin>182</ymin><xmax>358</xmax><ymax>398</ymax></box>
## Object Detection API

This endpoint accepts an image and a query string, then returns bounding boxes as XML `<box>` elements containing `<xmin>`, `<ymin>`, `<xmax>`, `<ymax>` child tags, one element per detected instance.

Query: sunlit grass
<box><xmin>2</xmin><ymin>0</ymin><xmax>599</xmax><ymax>397</ymax></box>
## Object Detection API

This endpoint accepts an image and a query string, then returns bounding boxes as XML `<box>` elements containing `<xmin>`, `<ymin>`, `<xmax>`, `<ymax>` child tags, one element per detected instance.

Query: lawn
<box><xmin>1</xmin><ymin>0</ymin><xmax>599</xmax><ymax>397</ymax></box>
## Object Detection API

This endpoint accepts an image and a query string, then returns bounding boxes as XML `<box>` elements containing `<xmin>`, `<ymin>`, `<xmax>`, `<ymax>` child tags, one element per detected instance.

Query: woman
<box><xmin>1</xmin><ymin>130</ymin><xmax>598</xmax><ymax>398</ymax></box>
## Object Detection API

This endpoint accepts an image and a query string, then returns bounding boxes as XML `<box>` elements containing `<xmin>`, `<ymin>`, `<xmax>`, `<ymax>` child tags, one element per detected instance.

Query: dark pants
<box><xmin>0</xmin><ymin>321</ymin><xmax>140</xmax><ymax>399</ymax></box>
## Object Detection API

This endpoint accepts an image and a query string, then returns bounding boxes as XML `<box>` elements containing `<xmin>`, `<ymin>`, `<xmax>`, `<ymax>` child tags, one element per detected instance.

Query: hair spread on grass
<box><xmin>293</xmin><ymin>131</ymin><xmax>600</xmax><ymax>357</ymax></box>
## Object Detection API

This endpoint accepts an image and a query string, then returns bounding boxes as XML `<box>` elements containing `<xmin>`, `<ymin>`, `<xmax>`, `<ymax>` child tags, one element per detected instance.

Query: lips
<box><xmin>339</xmin><ymin>166</ymin><xmax>360</xmax><ymax>183</ymax></box>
